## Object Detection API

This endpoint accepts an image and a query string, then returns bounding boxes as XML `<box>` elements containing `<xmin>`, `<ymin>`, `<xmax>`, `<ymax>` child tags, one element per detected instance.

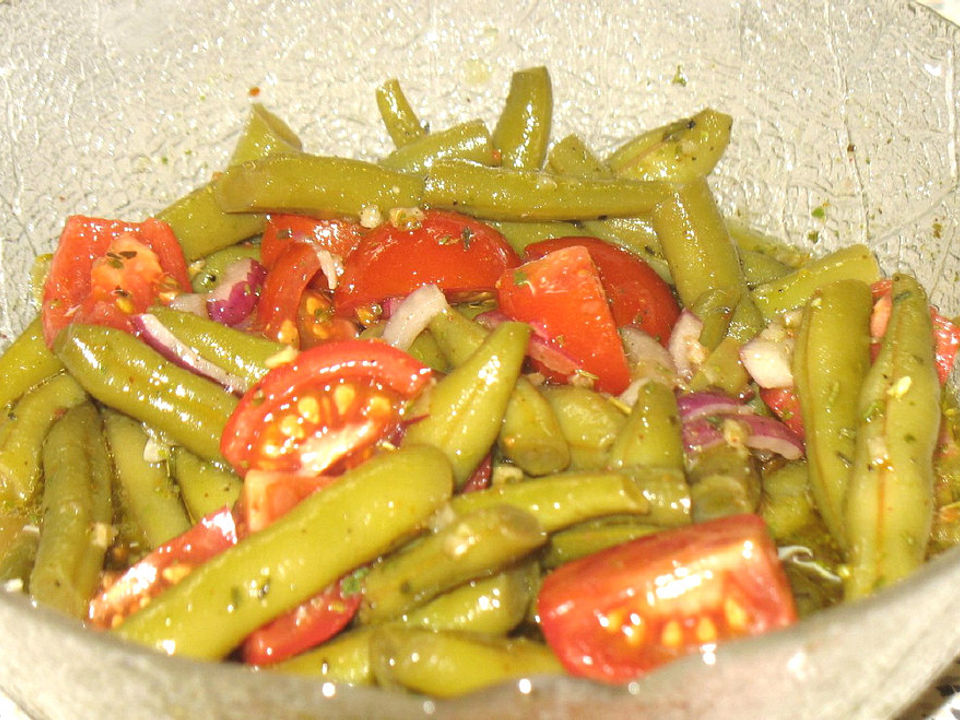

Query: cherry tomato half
<box><xmin>334</xmin><ymin>210</ymin><xmax>520</xmax><ymax>316</ymax></box>
<box><xmin>220</xmin><ymin>340</ymin><xmax>432</xmax><ymax>477</ymax></box>
<box><xmin>537</xmin><ymin>514</ymin><xmax>797</xmax><ymax>684</ymax></box>
<box><xmin>260</xmin><ymin>215</ymin><xmax>364</xmax><ymax>270</ymax></box>
<box><xmin>497</xmin><ymin>245</ymin><xmax>631</xmax><ymax>394</ymax></box>
<box><xmin>524</xmin><ymin>237</ymin><xmax>680</xmax><ymax>344</ymax></box>
<box><xmin>41</xmin><ymin>215</ymin><xmax>191</xmax><ymax>347</ymax></box>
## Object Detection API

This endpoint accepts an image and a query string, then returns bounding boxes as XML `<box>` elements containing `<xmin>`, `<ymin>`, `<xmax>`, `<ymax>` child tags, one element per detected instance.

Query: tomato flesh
<box><xmin>524</xmin><ymin>237</ymin><xmax>680</xmax><ymax>344</ymax></box>
<box><xmin>334</xmin><ymin>210</ymin><xmax>520</xmax><ymax>316</ymax></box>
<box><xmin>260</xmin><ymin>215</ymin><xmax>364</xmax><ymax>270</ymax></box>
<box><xmin>759</xmin><ymin>386</ymin><xmax>805</xmax><ymax>439</ymax></box>
<box><xmin>41</xmin><ymin>215</ymin><xmax>191</xmax><ymax>347</ymax></box>
<box><xmin>88</xmin><ymin>507</ymin><xmax>237</xmax><ymax>630</ymax></box>
<box><xmin>220</xmin><ymin>340</ymin><xmax>432</xmax><ymax>476</ymax></box>
<box><xmin>537</xmin><ymin>514</ymin><xmax>796</xmax><ymax>683</ymax></box>
<box><xmin>497</xmin><ymin>245</ymin><xmax>631</xmax><ymax>394</ymax></box>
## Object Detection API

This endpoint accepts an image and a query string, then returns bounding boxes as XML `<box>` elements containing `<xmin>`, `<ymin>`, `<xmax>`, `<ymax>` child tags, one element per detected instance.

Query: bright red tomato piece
<box><xmin>260</xmin><ymin>215</ymin><xmax>365</xmax><ymax>270</ymax></box>
<box><xmin>88</xmin><ymin>507</ymin><xmax>237</xmax><ymax>630</ymax></box>
<box><xmin>257</xmin><ymin>241</ymin><xmax>329</xmax><ymax>345</ymax></box>
<box><xmin>524</xmin><ymin>237</ymin><xmax>680</xmax><ymax>344</ymax></box>
<box><xmin>242</xmin><ymin>573</ymin><xmax>362</xmax><ymax>666</ymax></box>
<box><xmin>297</xmin><ymin>289</ymin><xmax>359</xmax><ymax>348</ymax></box>
<box><xmin>41</xmin><ymin>215</ymin><xmax>191</xmax><ymax>347</ymax></box>
<box><xmin>497</xmin><ymin>245</ymin><xmax>631</xmax><ymax>394</ymax></box>
<box><xmin>220</xmin><ymin>340</ymin><xmax>432</xmax><ymax>477</ymax></box>
<box><xmin>334</xmin><ymin>210</ymin><xmax>520</xmax><ymax>316</ymax></box>
<box><xmin>537</xmin><ymin>514</ymin><xmax>796</xmax><ymax>684</ymax></box>
<box><xmin>759</xmin><ymin>386</ymin><xmax>805</xmax><ymax>439</ymax></box>
<box><xmin>240</xmin><ymin>469</ymin><xmax>335</xmax><ymax>534</ymax></box>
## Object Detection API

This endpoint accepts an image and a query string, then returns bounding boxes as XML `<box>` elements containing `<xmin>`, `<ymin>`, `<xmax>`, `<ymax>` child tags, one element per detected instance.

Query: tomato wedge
<box><xmin>88</xmin><ymin>507</ymin><xmax>237</xmax><ymax>630</ymax></box>
<box><xmin>759</xmin><ymin>386</ymin><xmax>805</xmax><ymax>439</ymax></box>
<box><xmin>260</xmin><ymin>215</ymin><xmax>365</xmax><ymax>270</ymax></box>
<box><xmin>257</xmin><ymin>241</ymin><xmax>337</xmax><ymax>345</ymax></box>
<box><xmin>41</xmin><ymin>215</ymin><xmax>191</xmax><ymax>347</ymax></box>
<box><xmin>524</xmin><ymin>237</ymin><xmax>680</xmax><ymax>344</ymax></box>
<box><xmin>497</xmin><ymin>245</ymin><xmax>631</xmax><ymax>394</ymax></box>
<box><xmin>220</xmin><ymin>340</ymin><xmax>432</xmax><ymax>476</ymax></box>
<box><xmin>334</xmin><ymin>210</ymin><xmax>520</xmax><ymax>316</ymax></box>
<box><xmin>537</xmin><ymin>514</ymin><xmax>796</xmax><ymax>683</ymax></box>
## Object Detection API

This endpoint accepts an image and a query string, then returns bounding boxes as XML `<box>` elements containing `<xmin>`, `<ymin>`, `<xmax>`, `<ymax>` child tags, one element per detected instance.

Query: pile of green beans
<box><xmin>0</xmin><ymin>66</ymin><xmax>956</xmax><ymax>700</ymax></box>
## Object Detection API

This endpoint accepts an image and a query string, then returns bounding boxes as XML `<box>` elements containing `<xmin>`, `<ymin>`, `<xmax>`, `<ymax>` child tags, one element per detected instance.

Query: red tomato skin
<box><xmin>242</xmin><ymin>576</ymin><xmax>362</xmax><ymax>666</ymax></box>
<box><xmin>759</xmin><ymin>386</ymin><xmax>805</xmax><ymax>439</ymax></box>
<box><xmin>525</xmin><ymin>237</ymin><xmax>680</xmax><ymax>344</ymax></box>
<box><xmin>334</xmin><ymin>211</ymin><xmax>520</xmax><ymax>315</ymax></box>
<box><xmin>88</xmin><ymin>507</ymin><xmax>237</xmax><ymax>629</ymax></box>
<box><xmin>497</xmin><ymin>245</ymin><xmax>631</xmax><ymax>394</ymax></box>
<box><xmin>537</xmin><ymin>514</ymin><xmax>796</xmax><ymax>684</ymax></box>
<box><xmin>260</xmin><ymin>215</ymin><xmax>364</xmax><ymax>270</ymax></box>
<box><xmin>256</xmin><ymin>241</ymin><xmax>324</xmax><ymax>344</ymax></box>
<box><xmin>41</xmin><ymin>216</ymin><xmax>191</xmax><ymax>347</ymax></box>
<box><xmin>220</xmin><ymin>340</ymin><xmax>432</xmax><ymax>475</ymax></box>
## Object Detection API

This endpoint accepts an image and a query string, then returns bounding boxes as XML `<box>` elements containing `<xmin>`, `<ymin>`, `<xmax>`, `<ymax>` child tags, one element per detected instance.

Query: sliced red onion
<box><xmin>206</xmin><ymin>258</ymin><xmax>267</xmax><ymax>327</ymax></box>
<box><xmin>737</xmin><ymin>413</ymin><xmax>805</xmax><ymax>460</ymax></box>
<box><xmin>681</xmin><ymin>416</ymin><xmax>727</xmax><ymax>454</ymax></box>
<box><xmin>168</xmin><ymin>292</ymin><xmax>208</xmax><ymax>317</ymax></box>
<box><xmin>381</xmin><ymin>284</ymin><xmax>448</xmax><ymax>350</ymax></box>
<box><xmin>740</xmin><ymin>331</ymin><xmax>794</xmax><ymax>389</ymax></box>
<box><xmin>667</xmin><ymin>310</ymin><xmax>706</xmax><ymax>380</ymax></box>
<box><xmin>475</xmin><ymin>310</ymin><xmax>581</xmax><ymax>376</ymax></box>
<box><xmin>677</xmin><ymin>391</ymin><xmax>754</xmax><ymax>422</ymax></box>
<box><xmin>133</xmin><ymin>313</ymin><xmax>249</xmax><ymax>393</ymax></box>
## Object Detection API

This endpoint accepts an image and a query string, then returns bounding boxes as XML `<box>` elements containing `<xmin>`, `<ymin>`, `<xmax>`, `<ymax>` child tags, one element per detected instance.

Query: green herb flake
<box><xmin>811</xmin><ymin>205</ymin><xmax>826</xmax><ymax>220</ymax></box>
<box><xmin>671</xmin><ymin>65</ymin><xmax>688</xmax><ymax>87</ymax></box>
<box><xmin>513</xmin><ymin>270</ymin><xmax>533</xmax><ymax>290</ymax></box>
<box><xmin>461</xmin><ymin>227</ymin><xmax>474</xmax><ymax>249</ymax></box>
<box><xmin>341</xmin><ymin>566</ymin><xmax>370</xmax><ymax>597</ymax></box>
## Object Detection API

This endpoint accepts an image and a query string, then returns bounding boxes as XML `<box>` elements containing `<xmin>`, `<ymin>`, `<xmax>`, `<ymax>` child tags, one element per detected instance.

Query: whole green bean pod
<box><xmin>422</xmin><ymin>161</ymin><xmax>669</xmax><ymax>221</ymax></box>
<box><xmin>115</xmin><ymin>445</ymin><xmax>453</xmax><ymax>659</ymax></box>
<box><xmin>844</xmin><ymin>274</ymin><xmax>940</xmax><ymax>599</ymax></box>
<box><xmin>793</xmin><ymin>279</ymin><xmax>873</xmax><ymax>545</ymax></box>
<box><xmin>542</xmin><ymin>519</ymin><xmax>661</xmax><ymax>569</ymax></box>
<box><xmin>214</xmin><ymin>154</ymin><xmax>424</xmax><ymax>218</ymax></box>
<box><xmin>403</xmin><ymin>322</ymin><xmax>530</xmax><ymax>488</ymax></box>
<box><xmin>272</xmin><ymin>626</ymin><xmax>376</xmax><ymax>684</ymax></box>
<box><xmin>0</xmin><ymin>317</ymin><xmax>64</xmax><ymax>410</ymax></box>
<box><xmin>492</xmin><ymin>66</ymin><xmax>553</xmax><ymax>170</ymax></box>
<box><xmin>103</xmin><ymin>411</ymin><xmax>191</xmax><ymax>550</ymax></box>
<box><xmin>369</xmin><ymin>627</ymin><xmax>563</xmax><ymax>698</ymax></box>
<box><xmin>359</xmin><ymin>505</ymin><xmax>546</xmax><ymax>625</ymax></box>
<box><xmin>148</xmin><ymin>306</ymin><xmax>284</xmax><ymax>391</ymax></box>
<box><xmin>29</xmin><ymin>404</ymin><xmax>112</xmax><ymax>617</ymax></box>
<box><xmin>381</xmin><ymin>120</ymin><xmax>497</xmax><ymax>173</ymax></box>
<box><xmin>498</xmin><ymin>377</ymin><xmax>570</xmax><ymax>476</ymax></box>
<box><xmin>376</xmin><ymin>78</ymin><xmax>426</xmax><ymax>148</ymax></box>
<box><xmin>687</xmin><ymin>444</ymin><xmax>762</xmax><ymax>523</ymax></box>
<box><xmin>751</xmin><ymin>244</ymin><xmax>880</xmax><ymax>322</ymax></box>
<box><xmin>54</xmin><ymin>324</ymin><xmax>237</xmax><ymax>461</ymax></box>
<box><xmin>170</xmin><ymin>448</ymin><xmax>242</xmax><ymax>523</ymax></box>
<box><xmin>607</xmin><ymin>380</ymin><xmax>684</xmax><ymax>470</ymax></box>
<box><xmin>0</xmin><ymin>373</ymin><xmax>87</xmax><ymax>503</ymax></box>
<box><xmin>608</xmin><ymin>108</ymin><xmax>733</xmax><ymax>183</ymax></box>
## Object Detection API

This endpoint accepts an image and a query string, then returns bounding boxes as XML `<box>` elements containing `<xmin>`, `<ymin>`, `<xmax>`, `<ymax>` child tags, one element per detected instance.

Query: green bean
<box><xmin>376</xmin><ymin>78</ymin><xmax>426</xmax><ymax>148</ymax></box>
<box><xmin>0</xmin><ymin>317</ymin><xmax>64</xmax><ymax>410</ymax></box>
<box><xmin>490</xmin><ymin>220</ymin><xmax>586</xmax><ymax>255</ymax></box>
<box><xmin>29</xmin><ymin>404</ymin><xmax>112</xmax><ymax>617</ymax></box>
<box><xmin>214</xmin><ymin>154</ymin><xmax>424</xmax><ymax>218</ymax></box>
<box><xmin>402</xmin><ymin>561</ymin><xmax>538</xmax><ymax>635</ymax></box>
<box><xmin>115</xmin><ymin>445</ymin><xmax>453</xmax><ymax>659</ymax></box>
<box><xmin>148</xmin><ymin>306</ymin><xmax>284</xmax><ymax>391</ymax></box>
<box><xmin>542</xmin><ymin>519</ymin><xmax>661</xmax><ymax>569</ymax></box>
<box><xmin>54</xmin><ymin>324</ymin><xmax>237</xmax><ymax>461</ymax></box>
<box><xmin>381</xmin><ymin>120</ymin><xmax>496</xmax><ymax>173</ymax></box>
<box><xmin>793</xmin><ymin>279</ymin><xmax>872</xmax><ymax>545</ymax></box>
<box><xmin>492</xmin><ymin>66</ymin><xmax>553</xmax><ymax>170</ymax></box>
<box><xmin>0</xmin><ymin>373</ymin><xmax>87</xmax><ymax>503</ymax></box>
<box><xmin>422</xmin><ymin>161</ymin><xmax>669</xmax><ymax>221</ymax></box>
<box><xmin>369</xmin><ymin>627</ymin><xmax>563</xmax><ymax>697</ymax></box>
<box><xmin>31</xmin><ymin>253</ymin><xmax>52</xmax><ymax>306</ymax></box>
<box><xmin>103</xmin><ymin>411</ymin><xmax>191</xmax><ymax>550</ymax></box>
<box><xmin>751</xmin><ymin>244</ymin><xmax>880</xmax><ymax>322</ymax></box>
<box><xmin>272</xmin><ymin>626</ymin><xmax>376</xmax><ymax>684</ymax></box>
<box><xmin>687</xmin><ymin>444</ymin><xmax>762</xmax><ymax>523</ymax></box>
<box><xmin>498</xmin><ymin>377</ymin><xmax>570</xmax><ymax>476</ymax></box>
<box><xmin>0</xmin><ymin>524</ymin><xmax>39</xmax><ymax>589</ymax></box>
<box><xmin>190</xmin><ymin>243</ymin><xmax>261</xmax><ymax>293</ymax></box>
<box><xmin>359</xmin><ymin>505</ymin><xmax>546</xmax><ymax>625</ymax></box>
<box><xmin>170</xmin><ymin>448</ymin><xmax>242</xmax><ymax>522</ymax></box>
<box><xmin>227</xmin><ymin>103</ymin><xmax>303</xmax><ymax>167</ymax></box>
<box><xmin>740</xmin><ymin>248</ymin><xmax>792</xmax><ymax>287</ymax></box>
<box><xmin>844</xmin><ymin>274</ymin><xmax>940</xmax><ymax>599</ymax></box>
<box><xmin>427</xmin><ymin>307</ymin><xmax>489</xmax><ymax>366</ymax></box>
<box><xmin>446</xmin><ymin>468</ymin><xmax>689</xmax><ymax>532</ymax></box>
<box><xmin>725</xmin><ymin>218</ymin><xmax>809</xmax><ymax>269</ymax></box>
<box><xmin>542</xmin><ymin>385</ymin><xmax>626</xmax><ymax>470</ymax></box>
<box><xmin>691</xmin><ymin>288</ymin><xmax>739</xmax><ymax>351</ymax></box>
<box><xmin>929</xmin><ymin>501</ymin><xmax>960</xmax><ymax>556</ymax></box>
<box><xmin>608</xmin><ymin>109</ymin><xmax>733</xmax><ymax>183</ymax></box>
<box><xmin>405</xmin><ymin>328</ymin><xmax>450</xmax><ymax>373</ymax></box>
<box><xmin>760</xmin><ymin>461</ymin><xmax>817</xmax><ymax>541</ymax></box>
<box><xmin>403</xmin><ymin>322</ymin><xmax>530</xmax><ymax>488</ymax></box>
<box><xmin>689</xmin><ymin>337</ymin><xmax>751</xmax><ymax>397</ymax></box>
<box><xmin>607</xmin><ymin>381</ymin><xmax>684</xmax><ymax>470</ymax></box>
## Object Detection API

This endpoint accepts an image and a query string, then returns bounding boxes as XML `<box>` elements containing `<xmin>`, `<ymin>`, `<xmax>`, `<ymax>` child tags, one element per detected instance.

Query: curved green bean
<box><xmin>543</xmin><ymin>519</ymin><xmax>661</xmax><ymax>569</ymax></box>
<box><xmin>272</xmin><ymin>626</ymin><xmax>376</xmax><ymax>684</ymax></box>
<box><xmin>376</xmin><ymin>78</ymin><xmax>426</xmax><ymax>148</ymax></box>
<box><xmin>381</xmin><ymin>120</ymin><xmax>496</xmax><ymax>173</ymax></box>
<box><xmin>0</xmin><ymin>317</ymin><xmax>64</xmax><ymax>410</ymax></box>
<box><xmin>227</xmin><ymin>103</ymin><xmax>303</xmax><ymax>167</ymax></box>
<box><xmin>116</xmin><ymin>445</ymin><xmax>453</xmax><ymax>659</ymax></box>
<box><xmin>492</xmin><ymin>66</ymin><xmax>553</xmax><ymax>170</ymax></box>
